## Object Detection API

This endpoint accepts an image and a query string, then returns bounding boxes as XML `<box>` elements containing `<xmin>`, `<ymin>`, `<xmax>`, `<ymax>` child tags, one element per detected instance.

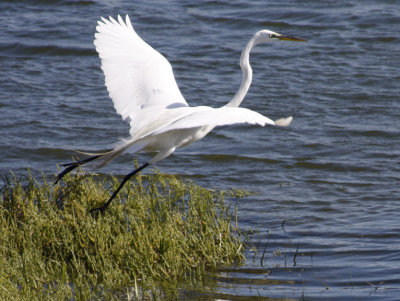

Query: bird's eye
<box><xmin>269</xmin><ymin>34</ymin><xmax>278</xmax><ymax>38</ymax></box>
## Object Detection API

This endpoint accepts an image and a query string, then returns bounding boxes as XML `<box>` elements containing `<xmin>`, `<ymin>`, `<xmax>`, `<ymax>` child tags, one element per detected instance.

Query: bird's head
<box><xmin>254</xmin><ymin>29</ymin><xmax>306</xmax><ymax>45</ymax></box>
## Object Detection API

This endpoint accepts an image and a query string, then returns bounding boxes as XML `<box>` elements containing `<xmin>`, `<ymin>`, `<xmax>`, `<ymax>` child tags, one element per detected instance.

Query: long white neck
<box><xmin>225</xmin><ymin>35</ymin><xmax>257</xmax><ymax>107</ymax></box>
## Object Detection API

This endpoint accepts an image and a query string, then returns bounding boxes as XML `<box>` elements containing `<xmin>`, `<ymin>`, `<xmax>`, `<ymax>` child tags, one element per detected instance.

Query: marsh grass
<box><xmin>0</xmin><ymin>169</ymin><xmax>246</xmax><ymax>300</ymax></box>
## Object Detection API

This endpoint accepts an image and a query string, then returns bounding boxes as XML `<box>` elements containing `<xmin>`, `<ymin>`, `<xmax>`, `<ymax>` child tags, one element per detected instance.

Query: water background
<box><xmin>1</xmin><ymin>0</ymin><xmax>399</xmax><ymax>300</ymax></box>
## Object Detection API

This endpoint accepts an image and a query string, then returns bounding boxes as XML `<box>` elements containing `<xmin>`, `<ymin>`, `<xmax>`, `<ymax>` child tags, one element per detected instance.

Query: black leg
<box><xmin>90</xmin><ymin>162</ymin><xmax>150</xmax><ymax>215</ymax></box>
<box><xmin>55</xmin><ymin>154</ymin><xmax>102</xmax><ymax>184</ymax></box>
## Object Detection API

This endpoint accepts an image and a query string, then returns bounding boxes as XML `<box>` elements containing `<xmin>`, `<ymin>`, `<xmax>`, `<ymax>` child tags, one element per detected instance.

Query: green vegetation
<box><xmin>0</xmin><ymin>169</ymin><xmax>246</xmax><ymax>300</ymax></box>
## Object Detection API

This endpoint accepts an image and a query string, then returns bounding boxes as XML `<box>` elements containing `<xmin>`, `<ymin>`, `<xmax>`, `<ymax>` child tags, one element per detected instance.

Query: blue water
<box><xmin>1</xmin><ymin>1</ymin><xmax>400</xmax><ymax>300</ymax></box>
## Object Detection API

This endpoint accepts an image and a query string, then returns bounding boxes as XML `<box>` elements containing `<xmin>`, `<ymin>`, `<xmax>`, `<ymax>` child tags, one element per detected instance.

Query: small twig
<box><xmin>260</xmin><ymin>230</ymin><xmax>270</xmax><ymax>266</ymax></box>
<box><xmin>366</xmin><ymin>281</ymin><xmax>379</xmax><ymax>291</ymax></box>
<box><xmin>293</xmin><ymin>245</ymin><xmax>299</xmax><ymax>266</ymax></box>
<box><xmin>319</xmin><ymin>278</ymin><xmax>329</xmax><ymax>290</ymax></box>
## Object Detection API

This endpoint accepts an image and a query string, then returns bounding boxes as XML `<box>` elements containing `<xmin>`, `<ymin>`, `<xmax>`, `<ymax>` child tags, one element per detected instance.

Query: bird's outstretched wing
<box><xmin>151</xmin><ymin>107</ymin><xmax>292</xmax><ymax>136</ymax></box>
<box><xmin>94</xmin><ymin>15</ymin><xmax>188</xmax><ymax>122</ymax></box>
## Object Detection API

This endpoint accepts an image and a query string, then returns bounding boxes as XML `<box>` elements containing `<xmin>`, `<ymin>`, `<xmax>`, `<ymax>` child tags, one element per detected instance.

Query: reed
<box><xmin>0</xmin><ymin>169</ymin><xmax>245</xmax><ymax>300</ymax></box>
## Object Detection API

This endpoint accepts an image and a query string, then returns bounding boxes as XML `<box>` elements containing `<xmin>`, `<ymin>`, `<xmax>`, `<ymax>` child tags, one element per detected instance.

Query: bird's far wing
<box><xmin>152</xmin><ymin>107</ymin><xmax>292</xmax><ymax>135</ymax></box>
<box><xmin>94</xmin><ymin>15</ymin><xmax>188</xmax><ymax>122</ymax></box>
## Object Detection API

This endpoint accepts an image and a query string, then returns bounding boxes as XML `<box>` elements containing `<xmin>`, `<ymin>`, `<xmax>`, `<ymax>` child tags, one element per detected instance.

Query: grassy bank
<box><xmin>0</xmin><ymin>169</ymin><xmax>246</xmax><ymax>300</ymax></box>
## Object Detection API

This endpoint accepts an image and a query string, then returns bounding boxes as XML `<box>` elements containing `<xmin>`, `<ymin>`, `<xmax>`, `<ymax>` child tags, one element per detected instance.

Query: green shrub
<box><xmin>0</xmin><ymin>169</ymin><xmax>245</xmax><ymax>300</ymax></box>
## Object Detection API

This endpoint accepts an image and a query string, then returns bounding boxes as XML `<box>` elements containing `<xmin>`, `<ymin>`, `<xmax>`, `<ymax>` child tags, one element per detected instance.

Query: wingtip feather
<box><xmin>274</xmin><ymin>116</ymin><xmax>293</xmax><ymax>127</ymax></box>
<box><xmin>117</xmin><ymin>14</ymin><xmax>123</xmax><ymax>24</ymax></box>
<box><xmin>125</xmin><ymin>14</ymin><xmax>132</xmax><ymax>28</ymax></box>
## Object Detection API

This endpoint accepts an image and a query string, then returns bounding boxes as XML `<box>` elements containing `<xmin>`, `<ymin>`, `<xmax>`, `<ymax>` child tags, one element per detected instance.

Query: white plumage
<box><xmin>93</xmin><ymin>15</ymin><xmax>293</xmax><ymax>163</ymax></box>
<box><xmin>94</xmin><ymin>15</ymin><xmax>188</xmax><ymax>122</ymax></box>
<box><xmin>56</xmin><ymin>14</ymin><xmax>304</xmax><ymax>213</ymax></box>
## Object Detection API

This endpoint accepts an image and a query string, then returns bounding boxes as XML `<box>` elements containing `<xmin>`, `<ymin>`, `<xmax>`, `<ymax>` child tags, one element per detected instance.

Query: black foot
<box><xmin>88</xmin><ymin>162</ymin><xmax>150</xmax><ymax>216</ymax></box>
<box><xmin>89</xmin><ymin>204</ymin><xmax>109</xmax><ymax>217</ymax></box>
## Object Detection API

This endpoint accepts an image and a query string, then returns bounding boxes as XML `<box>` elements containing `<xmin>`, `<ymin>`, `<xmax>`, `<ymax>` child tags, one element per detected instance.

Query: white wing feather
<box><xmin>152</xmin><ymin>107</ymin><xmax>282</xmax><ymax>136</ymax></box>
<box><xmin>94</xmin><ymin>15</ymin><xmax>188</xmax><ymax>122</ymax></box>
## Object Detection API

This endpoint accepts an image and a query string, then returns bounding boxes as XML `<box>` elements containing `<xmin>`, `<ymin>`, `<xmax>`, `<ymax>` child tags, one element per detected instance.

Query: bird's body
<box><xmin>56</xmin><ymin>14</ymin><xmax>304</xmax><ymax>213</ymax></box>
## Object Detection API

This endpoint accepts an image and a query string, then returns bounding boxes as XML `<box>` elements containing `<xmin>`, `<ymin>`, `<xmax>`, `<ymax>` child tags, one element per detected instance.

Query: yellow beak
<box><xmin>278</xmin><ymin>35</ymin><xmax>306</xmax><ymax>42</ymax></box>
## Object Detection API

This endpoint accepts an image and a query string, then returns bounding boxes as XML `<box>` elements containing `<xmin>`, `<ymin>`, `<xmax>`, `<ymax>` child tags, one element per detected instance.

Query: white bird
<box><xmin>55</xmin><ymin>14</ymin><xmax>305</xmax><ymax>214</ymax></box>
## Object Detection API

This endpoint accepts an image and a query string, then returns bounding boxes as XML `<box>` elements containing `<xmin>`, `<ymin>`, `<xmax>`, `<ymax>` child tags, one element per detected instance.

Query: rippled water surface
<box><xmin>1</xmin><ymin>0</ymin><xmax>400</xmax><ymax>300</ymax></box>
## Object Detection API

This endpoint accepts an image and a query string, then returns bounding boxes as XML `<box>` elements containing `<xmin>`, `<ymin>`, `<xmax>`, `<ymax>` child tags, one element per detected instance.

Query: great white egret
<box><xmin>55</xmin><ymin>14</ymin><xmax>305</xmax><ymax>214</ymax></box>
